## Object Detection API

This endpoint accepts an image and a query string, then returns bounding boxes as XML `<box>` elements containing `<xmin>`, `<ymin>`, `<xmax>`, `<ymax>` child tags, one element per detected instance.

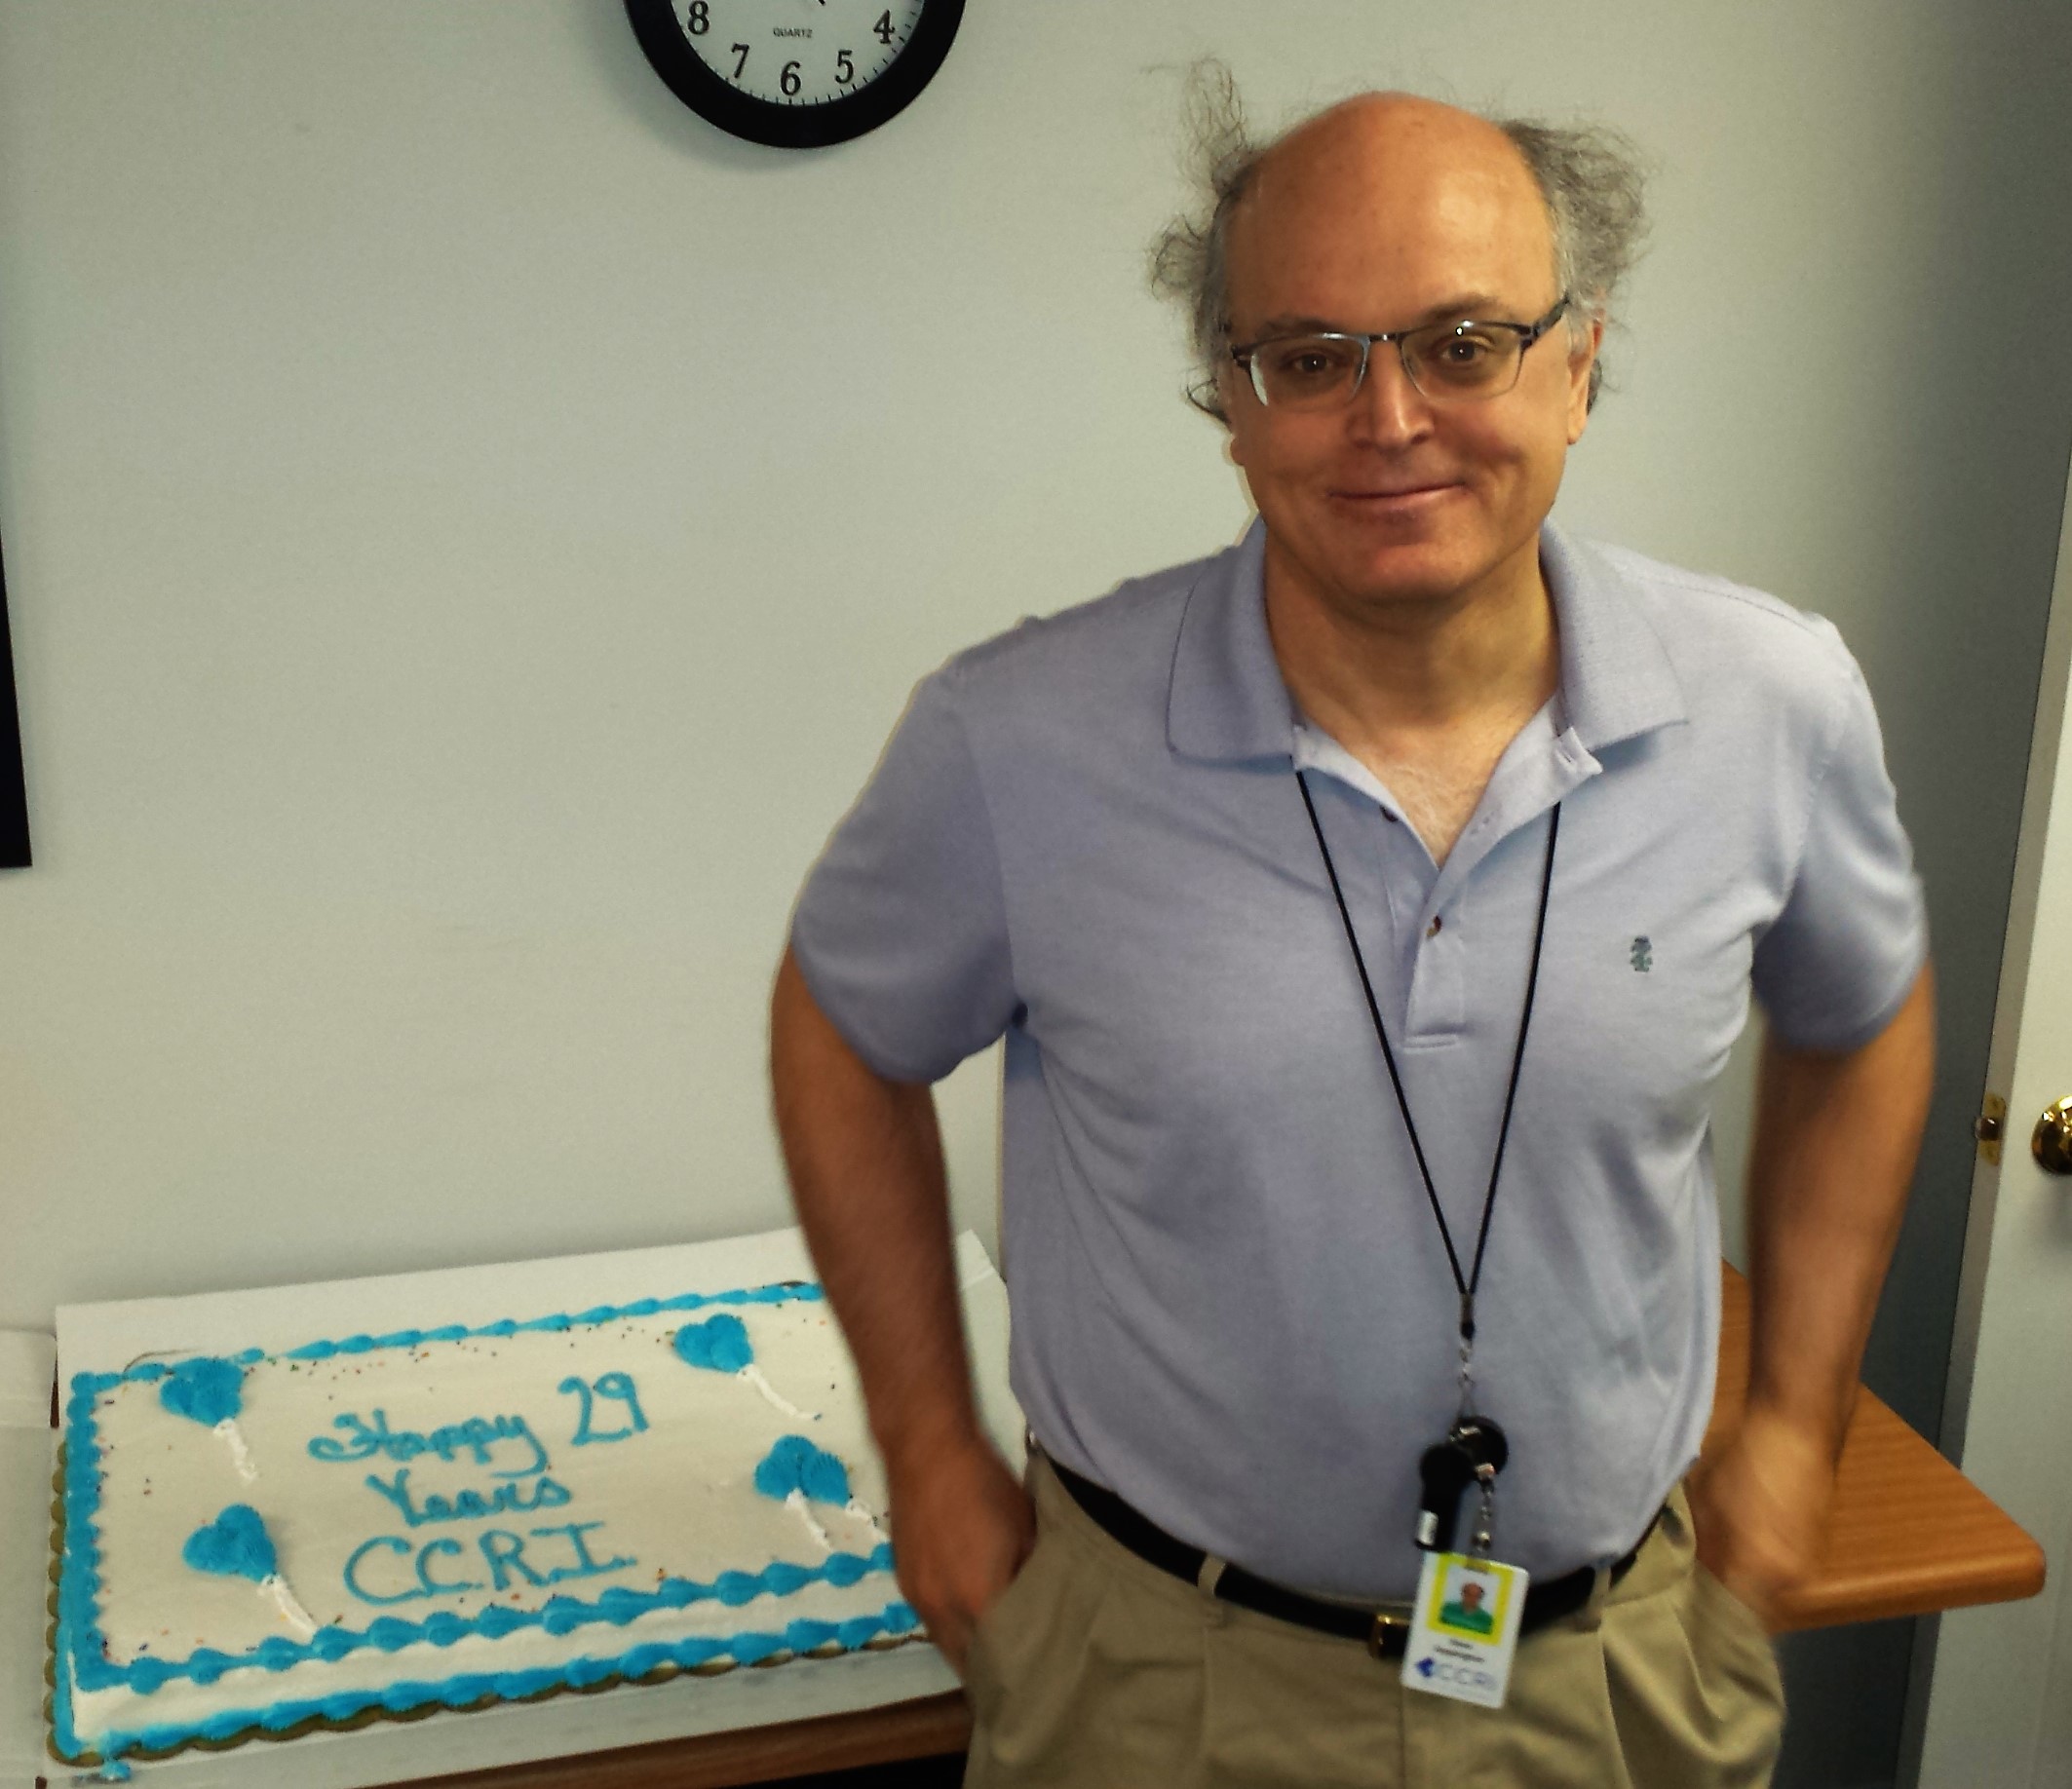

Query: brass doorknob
<box><xmin>2033</xmin><ymin>1098</ymin><xmax>2072</xmax><ymax>1173</ymax></box>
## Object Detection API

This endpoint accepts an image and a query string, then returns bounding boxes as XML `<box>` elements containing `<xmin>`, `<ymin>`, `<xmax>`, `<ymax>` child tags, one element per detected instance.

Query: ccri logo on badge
<box><xmin>1401</xmin><ymin>1552</ymin><xmax>1529</xmax><ymax>1710</ymax></box>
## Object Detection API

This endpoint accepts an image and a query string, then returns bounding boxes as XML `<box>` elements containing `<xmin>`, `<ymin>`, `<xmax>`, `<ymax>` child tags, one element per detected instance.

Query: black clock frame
<box><xmin>626</xmin><ymin>0</ymin><xmax>965</xmax><ymax>149</ymax></box>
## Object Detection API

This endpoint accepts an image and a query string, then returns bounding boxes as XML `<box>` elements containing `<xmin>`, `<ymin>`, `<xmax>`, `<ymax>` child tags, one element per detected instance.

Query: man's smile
<box><xmin>1326</xmin><ymin>480</ymin><xmax>1464</xmax><ymax>513</ymax></box>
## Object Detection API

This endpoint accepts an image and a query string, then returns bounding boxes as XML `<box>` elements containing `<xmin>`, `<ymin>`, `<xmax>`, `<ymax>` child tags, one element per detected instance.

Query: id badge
<box><xmin>1400</xmin><ymin>1548</ymin><xmax>1528</xmax><ymax>1709</ymax></box>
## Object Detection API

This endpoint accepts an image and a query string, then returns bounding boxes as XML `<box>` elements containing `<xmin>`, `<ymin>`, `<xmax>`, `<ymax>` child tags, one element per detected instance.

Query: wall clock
<box><xmin>626</xmin><ymin>0</ymin><xmax>965</xmax><ymax>149</ymax></box>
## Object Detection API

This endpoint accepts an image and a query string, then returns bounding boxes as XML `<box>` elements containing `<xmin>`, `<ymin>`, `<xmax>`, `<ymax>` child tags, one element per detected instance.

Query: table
<box><xmin>393</xmin><ymin>1264</ymin><xmax>2046</xmax><ymax>1788</ymax></box>
<box><xmin>1708</xmin><ymin>1263</ymin><xmax>2043</xmax><ymax>1631</ymax></box>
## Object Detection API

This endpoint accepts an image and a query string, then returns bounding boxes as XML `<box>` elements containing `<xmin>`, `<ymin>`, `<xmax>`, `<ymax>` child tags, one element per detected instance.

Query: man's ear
<box><xmin>1219</xmin><ymin>374</ymin><xmax>1250</xmax><ymax>469</ymax></box>
<box><xmin>1567</xmin><ymin>317</ymin><xmax>1605</xmax><ymax>443</ymax></box>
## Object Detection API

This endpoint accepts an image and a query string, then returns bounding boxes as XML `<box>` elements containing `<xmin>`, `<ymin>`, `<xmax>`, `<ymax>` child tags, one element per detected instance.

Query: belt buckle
<box><xmin>1366</xmin><ymin>1607</ymin><xmax>1412</xmax><ymax>1661</ymax></box>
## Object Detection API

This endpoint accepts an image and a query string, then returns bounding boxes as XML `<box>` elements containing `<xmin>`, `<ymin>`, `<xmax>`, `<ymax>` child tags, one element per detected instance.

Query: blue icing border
<box><xmin>75</xmin><ymin>1282</ymin><xmax>819</xmax><ymax>1389</ymax></box>
<box><xmin>67</xmin><ymin>1602</ymin><xmax>920</xmax><ymax>1765</ymax></box>
<box><xmin>50</xmin><ymin>1276</ymin><xmax>907</xmax><ymax>1767</ymax></box>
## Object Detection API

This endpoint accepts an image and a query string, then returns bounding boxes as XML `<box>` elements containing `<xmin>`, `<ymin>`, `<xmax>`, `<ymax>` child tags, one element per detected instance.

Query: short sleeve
<box><xmin>789</xmin><ymin>669</ymin><xmax>1017</xmax><ymax>1084</ymax></box>
<box><xmin>1750</xmin><ymin>633</ymin><xmax>1929</xmax><ymax>1051</ymax></box>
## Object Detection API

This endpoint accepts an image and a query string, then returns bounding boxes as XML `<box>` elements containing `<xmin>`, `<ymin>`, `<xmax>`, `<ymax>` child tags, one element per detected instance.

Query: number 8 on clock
<box><xmin>627</xmin><ymin>0</ymin><xmax>966</xmax><ymax>149</ymax></box>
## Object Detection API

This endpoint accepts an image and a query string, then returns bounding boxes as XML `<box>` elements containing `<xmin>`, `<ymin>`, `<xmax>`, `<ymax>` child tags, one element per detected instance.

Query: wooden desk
<box><xmin>1709</xmin><ymin>1262</ymin><xmax>2043</xmax><ymax>1631</ymax></box>
<box><xmin>401</xmin><ymin>1264</ymin><xmax>2044</xmax><ymax>1788</ymax></box>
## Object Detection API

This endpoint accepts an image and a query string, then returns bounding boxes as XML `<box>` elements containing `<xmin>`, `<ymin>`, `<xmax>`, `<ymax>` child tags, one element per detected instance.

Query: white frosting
<box><xmin>59</xmin><ymin>1292</ymin><xmax>910</xmax><ymax>1759</ymax></box>
<box><xmin>261</xmin><ymin>1572</ymin><xmax>317</xmax><ymax>1639</ymax></box>
<box><xmin>212</xmin><ymin>1416</ymin><xmax>257</xmax><ymax>1483</ymax></box>
<box><xmin>741</xmin><ymin>1362</ymin><xmax>816</xmax><ymax>1422</ymax></box>
<box><xmin>784</xmin><ymin>1486</ymin><xmax>831</xmax><ymax>1551</ymax></box>
<box><xmin>844</xmin><ymin>1499</ymin><xmax>889</xmax><ymax>1546</ymax></box>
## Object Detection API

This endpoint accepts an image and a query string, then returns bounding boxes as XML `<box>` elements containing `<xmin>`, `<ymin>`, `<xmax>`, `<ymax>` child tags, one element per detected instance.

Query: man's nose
<box><xmin>1348</xmin><ymin>344</ymin><xmax>1435</xmax><ymax>446</ymax></box>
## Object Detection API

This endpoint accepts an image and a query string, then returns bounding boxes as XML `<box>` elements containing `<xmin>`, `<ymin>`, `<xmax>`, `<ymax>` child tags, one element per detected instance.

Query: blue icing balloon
<box><xmin>800</xmin><ymin>1447</ymin><xmax>852</xmax><ymax>1505</ymax></box>
<box><xmin>753</xmin><ymin>1434</ymin><xmax>853</xmax><ymax>1506</ymax></box>
<box><xmin>158</xmin><ymin>1356</ymin><xmax>245</xmax><ymax>1427</ymax></box>
<box><xmin>181</xmin><ymin>1504</ymin><xmax>277</xmax><ymax>1582</ymax></box>
<box><xmin>672</xmin><ymin>1313</ymin><xmax>752</xmax><ymax>1373</ymax></box>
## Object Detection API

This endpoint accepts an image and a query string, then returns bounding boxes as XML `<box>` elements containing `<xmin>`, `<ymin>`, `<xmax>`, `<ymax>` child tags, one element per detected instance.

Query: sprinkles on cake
<box><xmin>674</xmin><ymin>1313</ymin><xmax>818</xmax><ymax>1422</ymax></box>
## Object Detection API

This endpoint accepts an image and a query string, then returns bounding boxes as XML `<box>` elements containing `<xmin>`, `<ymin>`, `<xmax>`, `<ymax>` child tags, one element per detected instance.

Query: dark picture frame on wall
<box><xmin>0</xmin><ymin>531</ymin><xmax>29</xmax><ymax>867</ymax></box>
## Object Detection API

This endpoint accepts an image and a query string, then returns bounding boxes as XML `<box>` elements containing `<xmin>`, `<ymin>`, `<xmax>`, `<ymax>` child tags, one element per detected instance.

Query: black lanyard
<box><xmin>1294</xmin><ymin>773</ymin><xmax>1560</xmax><ymax>1349</ymax></box>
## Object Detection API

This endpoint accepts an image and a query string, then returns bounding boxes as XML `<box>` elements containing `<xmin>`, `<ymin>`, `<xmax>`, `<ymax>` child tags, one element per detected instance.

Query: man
<box><xmin>772</xmin><ymin>84</ymin><xmax>1933</xmax><ymax>1788</ymax></box>
<box><xmin>1439</xmin><ymin>1577</ymin><xmax>1496</xmax><ymax>1638</ymax></box>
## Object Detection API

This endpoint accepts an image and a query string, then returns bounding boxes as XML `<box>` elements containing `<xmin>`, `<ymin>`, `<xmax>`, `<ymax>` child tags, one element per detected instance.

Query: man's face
<box><xmin>1221</xmin><ymin>98</ymin><xmax>1598</xmax><ymax>620</ymax></box>
<box><xmin>1461</xmin><ymin>1581</ymin><xmax>1485</xmax><ymax>1610</ymax></box>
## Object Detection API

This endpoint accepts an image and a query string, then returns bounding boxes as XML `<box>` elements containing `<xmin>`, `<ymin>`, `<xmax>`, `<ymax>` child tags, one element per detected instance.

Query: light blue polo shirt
<box><xmin>790</xmin><ymin>519</ymin><xmax>1927</xmax><ymax>1602</ymax></box>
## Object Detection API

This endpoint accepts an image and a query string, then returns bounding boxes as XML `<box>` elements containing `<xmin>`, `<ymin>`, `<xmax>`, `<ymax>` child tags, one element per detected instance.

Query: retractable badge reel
<box><xmin>1290</xmin><ymin>778</ymin><xmax>1564</xmax><ymax>1713</ymax></box>
<box><xmin>1401</xmin><ymin>1302</ymin><xmax>1529</xmax><ymax>1708</ymax></box>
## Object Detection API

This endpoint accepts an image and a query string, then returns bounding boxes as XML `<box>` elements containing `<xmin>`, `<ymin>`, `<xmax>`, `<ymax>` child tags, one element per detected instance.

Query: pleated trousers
<box><xmin>962</xmin><ymin>1452</ymin><xmax>1784</xmax><ymax>1789</ymax></box>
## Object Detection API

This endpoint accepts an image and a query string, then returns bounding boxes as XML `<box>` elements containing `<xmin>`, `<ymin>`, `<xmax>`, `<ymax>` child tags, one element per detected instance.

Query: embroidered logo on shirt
<box><xmin>1630</xmin><ymin>935</ymin><xmax>1653</xmax><ymax>973</ymax></box>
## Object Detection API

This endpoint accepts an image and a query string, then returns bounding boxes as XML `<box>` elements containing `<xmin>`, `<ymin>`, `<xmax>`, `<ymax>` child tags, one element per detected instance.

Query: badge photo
<box><xmin>1402</xmin><ymin>1550</ymin><xmax>1530</xmax><ymax>1710</ymax></box>
<box><xmin>1434</xmin><ymin>1558</ymin><xmax>1508</xmax><ymax>1638</ymax></box>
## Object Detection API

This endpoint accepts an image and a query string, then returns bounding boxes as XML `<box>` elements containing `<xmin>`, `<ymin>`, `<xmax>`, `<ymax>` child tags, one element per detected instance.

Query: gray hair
<box><xmin>1148</xmin><ymin>64</ymin><xmax>1650</xmax><ymax>421</ymax></box>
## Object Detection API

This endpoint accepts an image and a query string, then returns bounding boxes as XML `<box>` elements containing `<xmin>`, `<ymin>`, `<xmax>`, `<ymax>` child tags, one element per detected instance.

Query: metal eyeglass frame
<box><xmin>1230</xmin><ymin>296</ymin><xmax>1572</xmax><ymax>408</ymax></box>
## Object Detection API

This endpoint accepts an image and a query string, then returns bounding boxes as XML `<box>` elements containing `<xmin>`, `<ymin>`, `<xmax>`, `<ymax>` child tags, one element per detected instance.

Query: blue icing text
<box><xmin>344</xmin><ymin>1521</ymin><xmax>635</xmax><ymax>1606</ymax></box>
<box><xmin>673</xmin><ymin>1313</ymin><xmax>753</xmax><ymax>1373</ymax></box>
<box><xmin>307</xmin><ymin>1408</ymin><xmax>548</xmax><ymax>1477</ymax></box>
<box><xmin>158</xmin><ymin>1356</ymin><xmax>245</xmax><ymax>1427</ymax></box>
<box><xmin>754</xmin><ymin>1435</ymin><xmax>852</xmax><ymax>1506</ymax></box>
<box><xmin>182</xmin><ymin>1505</ymin><xmax>276</xmax><ymax>1582</ymax></box>
<box><xmin>365</xmin><ymin>1465</ymin><xmax>573</xmax><ymax>1528</ymax></box>
<box><xmin>558</xmin><ymin>1370</ymin><xmax>649</xmax><ymax>1445</ymax></box>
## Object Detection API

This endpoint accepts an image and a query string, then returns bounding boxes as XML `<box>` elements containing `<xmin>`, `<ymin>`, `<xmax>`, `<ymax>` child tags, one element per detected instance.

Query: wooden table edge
<box><xmin>1712</xmin><ymin>1262</ymin><xmax>2047</xmax><ymax>1633</ymax></box>
<box><xmin>394</xmin><ymin>1692</ymin><xmax>973</xmax><ymax>1789</ymax></box>
<box><xmin>1775</xmin><ymin>1548</ymin><xmax>2048</xmax><ymax>1632</ymax></box>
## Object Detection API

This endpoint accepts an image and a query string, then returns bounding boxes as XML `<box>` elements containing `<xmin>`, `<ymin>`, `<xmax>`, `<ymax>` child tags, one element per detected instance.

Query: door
<box><xmin>1912</xmin><ymin>455</ymin><xmax>2072</xmax><ymax>1784</ymax></box>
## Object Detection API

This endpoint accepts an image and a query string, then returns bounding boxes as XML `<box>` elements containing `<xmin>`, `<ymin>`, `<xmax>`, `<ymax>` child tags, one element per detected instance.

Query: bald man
<box><xmin>774</xmin><ymin>86</ymin><xmax>1932</xmax><ymax>1788</ymax></box>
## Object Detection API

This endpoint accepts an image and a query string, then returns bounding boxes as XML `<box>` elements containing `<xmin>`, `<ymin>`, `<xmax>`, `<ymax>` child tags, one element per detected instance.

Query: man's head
<box><xmin>1152</xmin><ymin>73</ymin><xmax>1647</xmax><ymax>621</ymax></box>
<box><xmin>1459</xmin><ymin>1580</ymin><xmax>1486</xmax><ymax>1611</ymax></box>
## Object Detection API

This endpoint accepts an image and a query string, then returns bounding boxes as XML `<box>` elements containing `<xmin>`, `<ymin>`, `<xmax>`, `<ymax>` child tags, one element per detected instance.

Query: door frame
<box><xmin>1899</xmin><ymin>441</ymin><xmax>2072</xmax><ymax>1784</ymax></box>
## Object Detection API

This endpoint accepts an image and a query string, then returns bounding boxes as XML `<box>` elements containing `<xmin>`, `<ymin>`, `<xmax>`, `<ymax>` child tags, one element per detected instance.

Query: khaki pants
<box><xmin>964</xmin><ymin>1453</ymin><xmax>1784</xmax><ymax>1789</ymax></box>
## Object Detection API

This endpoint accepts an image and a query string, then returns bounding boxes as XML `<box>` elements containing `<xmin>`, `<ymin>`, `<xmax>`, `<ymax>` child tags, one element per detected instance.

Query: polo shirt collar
<box><xmin>1539</xmin><ymin>522</ymin><xmax>1688</xmax><ymax>751</ymax></box>
<box><xmin>1167</xmin><ymin>516</ymin><xmax>1686</xmax><ymax>764</ymax></box>
<box><xmin>1167</xmin><ymin>521</ymin><xmax>1291</xmax><ymax>763</ymax></box>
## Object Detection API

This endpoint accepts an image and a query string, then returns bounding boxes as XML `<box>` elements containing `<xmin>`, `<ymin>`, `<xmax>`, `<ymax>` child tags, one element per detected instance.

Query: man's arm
<box><xmin>1691</xmin><ymin>960</ymin><xmax>1936</xmax><ymax>1622</ymax></box>
<box><xmin>769</xmin><ymin>946</ymin><xmax>1033</xmax><ymax>1675</ymax></box>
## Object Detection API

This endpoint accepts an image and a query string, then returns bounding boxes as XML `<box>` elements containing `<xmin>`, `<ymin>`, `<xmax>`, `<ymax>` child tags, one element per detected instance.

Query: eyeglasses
<box><xmin>1230</xmin><ymin>297</ymin><xmax>1571</xmax><ymax>410</ymax></box>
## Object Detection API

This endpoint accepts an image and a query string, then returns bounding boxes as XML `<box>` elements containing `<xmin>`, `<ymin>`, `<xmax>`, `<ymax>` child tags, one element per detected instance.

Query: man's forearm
<box><xmin>1745</xmin><ymin>963</ymin><xmax>1936</xmax><ymax>1455</ymax></box>
<box><xmin>770</xmin><ymin>947</ymin><xmax>980</xmax><ymax>1469</ymax></box>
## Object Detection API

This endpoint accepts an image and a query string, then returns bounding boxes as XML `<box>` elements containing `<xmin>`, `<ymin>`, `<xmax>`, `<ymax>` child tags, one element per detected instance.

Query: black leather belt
<box><xmin>1049</xmin><ymin>1457</ymin><xmax>1659</xmax><ymax>1660</ymax></box>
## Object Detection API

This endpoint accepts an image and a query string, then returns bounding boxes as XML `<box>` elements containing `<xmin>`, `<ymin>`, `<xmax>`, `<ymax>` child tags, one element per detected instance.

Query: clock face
<box><xmin>626</xmin><ymin>0</ymin><xmax>965</xmax><ymax>149</ymax></box>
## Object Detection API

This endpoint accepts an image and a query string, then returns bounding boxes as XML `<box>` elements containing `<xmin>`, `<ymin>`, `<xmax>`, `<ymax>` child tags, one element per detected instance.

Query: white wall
<box><xmin>0</xmin><ymin>1</ymin><xmax>1236</xmax><ymax>1307</ymax></box>
<box><xmin>10</xmin><ymin>10</ymin><xmax>2072</xmax><ymax>1785</ymax></box>
<box><xmin>1</xmin><ymin>3</ymin><xmax>2065</xmax><ymax>1403</ymax></box>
